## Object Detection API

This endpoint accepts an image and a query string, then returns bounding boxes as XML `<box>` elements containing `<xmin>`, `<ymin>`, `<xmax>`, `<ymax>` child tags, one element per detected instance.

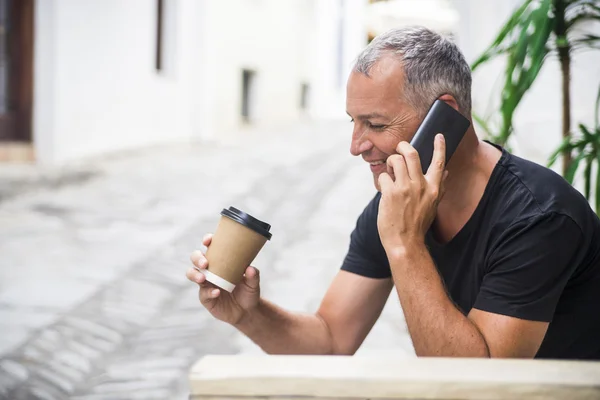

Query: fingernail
<box><xmin>211</xmin><ymin>289</ymin><xmax>219</xmax><ymax>297</ymax></box>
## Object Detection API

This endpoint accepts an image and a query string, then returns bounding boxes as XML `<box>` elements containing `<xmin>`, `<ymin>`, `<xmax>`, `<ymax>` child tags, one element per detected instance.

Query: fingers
<box><xmin>202</xmin><ymin>234</ymin><xmax>213</xmax><ymax>247</ymax></box>
<box><xmin>190</xmin><ymin>250</ymin><xmax>208</xmax><ymax>269</ymax></box>
<box><xmin>395</xmin><ymin>141</ymin><xmax>422</xmax><ymax>180</ymax></box>
<box><xmin>186</xmin><ymin>265</ymin><xmax>221</xmax><ymax>302</ymax></box>
<box><xmin>188</xmin><ymin>242</ymin><xmax>221</xmax><ymax>305</ymax></box>
<box><xmin>386</xmin><ymin>154</ymin><xmax>408</xmax><ymax>183</ymax></box>
<box><xmin>426</xmin><ymin>134</ymin><xmax>446</xmax><ymax>185</ymax></box>
<box><xmin>199</xmin><ymin>285</ymin><xmax>221</xmax><ymax>303</ymax></box>
<box><xmin>242</xmin><ymin>266</ymin><xmax>260</xmax><ymax>291</ymax></box>
<box><xmin>378</xmin><ymin>172</ymin><xmax>394</xmax><ymax>193</ymax></box>
<box><xmin>188</xmin><ymin>250</ymin><xmax>208</xmax><ymax>286</ymax></box>
<box><xmin>186</xmin><ymin>267</ymin><xmax>206</xmax><ymax>284</ymax></box>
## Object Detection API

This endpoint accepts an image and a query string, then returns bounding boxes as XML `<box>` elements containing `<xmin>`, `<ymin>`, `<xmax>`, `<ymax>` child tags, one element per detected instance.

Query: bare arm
<box><xmin>388</xmin><ymin>244</ymin><xmax>548</xmax><ymax>357</ymax></box>
<box><xmin>235</xmin><ymin>270</ymin><xmax>393</xmax><ymax>355</ymax></box>
<box><xmin>379</xmin><ymin>137</ymin><xmax>548</xmax><ymax>358</ymax></box>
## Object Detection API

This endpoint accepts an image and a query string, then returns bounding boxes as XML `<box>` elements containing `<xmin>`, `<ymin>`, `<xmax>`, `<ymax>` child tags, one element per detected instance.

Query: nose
<box><xmin>350</xmin><ymin>127</ymin><xmax>373</xmax><ymax>156</ymax></box>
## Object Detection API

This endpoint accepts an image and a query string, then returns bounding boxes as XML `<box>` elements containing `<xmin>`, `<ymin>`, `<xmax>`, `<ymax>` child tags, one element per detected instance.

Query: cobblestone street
<box><xmin>0</xmin><ymin>122</ymin><xmax>414</xmax><ymax>399</ymax></box>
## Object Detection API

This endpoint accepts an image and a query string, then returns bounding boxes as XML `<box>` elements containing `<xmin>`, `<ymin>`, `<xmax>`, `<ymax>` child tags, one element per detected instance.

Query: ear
<box><xmin>437</xmin><ymin>94</ymin><xmax>460</xmax><ymax>112</ymax></box>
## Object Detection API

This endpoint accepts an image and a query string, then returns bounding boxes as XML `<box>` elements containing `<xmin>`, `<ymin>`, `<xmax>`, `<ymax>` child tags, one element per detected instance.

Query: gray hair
<box><xmin>353</xmin><ymin>26</ymin><xmax>472</xmax><ymax>117</ymax></box>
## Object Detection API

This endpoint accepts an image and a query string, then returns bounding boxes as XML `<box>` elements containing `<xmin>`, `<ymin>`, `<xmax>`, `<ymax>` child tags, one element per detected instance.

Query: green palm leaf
<box><xmin>565</xmin><ymin>151</ymin><xmax>587</xmax><ymax>183</ymax></box>
<box><xmin>494</xmin><ymin>0</ymin><xmax>554</xmax><ymax>144</ymax></box>
<box><xmin>584</xmin><ymin>152</ymin><xmax>593</xmax><ymax>199</ymax></box>
<box><xmin>471</xmin><ymin>0</ymin><xmax>534</xmax><ymax>70</ymax></box>
<box><xmin>596</xmin><ymin>152</ymin><xmax>600</xmax><ymax>214</ymax></box>
<box><xmin>595</xmin><ymin>86</ymin><xmax>600</xmax><ymax>129</ymax></box>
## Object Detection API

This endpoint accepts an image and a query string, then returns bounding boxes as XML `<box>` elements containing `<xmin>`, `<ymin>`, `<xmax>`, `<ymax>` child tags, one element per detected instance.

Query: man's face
<box><xmin>346</xmin><ymin>56</ymin><xmax>420</xmax><ymax>191</ymax></box>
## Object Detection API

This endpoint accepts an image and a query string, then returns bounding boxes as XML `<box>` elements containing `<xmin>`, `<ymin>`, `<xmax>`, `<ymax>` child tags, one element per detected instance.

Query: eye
<box><xmin>349</xmin><ymin>118</ymin><xmax>354</xmax><ymax>123</ymax></box>
<box><xmin>366</xmin><ymin>121</ymin><xmax>386</xmax><ymax>131</ymax></box>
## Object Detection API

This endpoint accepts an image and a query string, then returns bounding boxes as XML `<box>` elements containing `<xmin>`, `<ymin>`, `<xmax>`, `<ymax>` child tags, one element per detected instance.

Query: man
<box><xmin>186</xmin><ymin>27</ymin><xmax>600</xmax><ymax>359</ymax></box>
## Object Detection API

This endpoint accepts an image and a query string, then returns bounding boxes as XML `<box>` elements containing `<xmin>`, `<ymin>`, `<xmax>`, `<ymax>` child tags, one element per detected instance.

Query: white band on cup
<box><xmin>198</xmin><ymin>268</ymin><xmax>236</xmax><ymax>293</ymax></box>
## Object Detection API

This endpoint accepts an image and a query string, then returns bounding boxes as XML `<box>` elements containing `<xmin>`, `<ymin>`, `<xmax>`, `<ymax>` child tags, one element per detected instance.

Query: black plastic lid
<box><xmin>220</xmin><ymin>207</ymin><xmax>272</xmax><ymax>240</ymax></box>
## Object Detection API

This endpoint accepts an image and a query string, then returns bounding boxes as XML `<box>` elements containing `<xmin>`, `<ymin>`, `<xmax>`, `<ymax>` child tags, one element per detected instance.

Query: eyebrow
<box><xmin>346</xmin><ymin>111</ymin><xmax>388</xmax><ymax>121</ymax></box>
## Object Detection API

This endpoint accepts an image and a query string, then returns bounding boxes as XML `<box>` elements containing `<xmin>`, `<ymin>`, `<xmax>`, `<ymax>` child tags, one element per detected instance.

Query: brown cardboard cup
<box><xmin>203</xmin><ymin>207</ymin><xmax>272</xmax><ymax>292</ymax></box>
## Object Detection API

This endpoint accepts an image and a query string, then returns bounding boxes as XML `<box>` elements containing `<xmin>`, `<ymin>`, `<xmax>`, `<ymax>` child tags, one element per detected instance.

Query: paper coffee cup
<box><xmin>203</xmin><ymin>207</ymin><xmax>272</xmax><ymax>292</ymax></box>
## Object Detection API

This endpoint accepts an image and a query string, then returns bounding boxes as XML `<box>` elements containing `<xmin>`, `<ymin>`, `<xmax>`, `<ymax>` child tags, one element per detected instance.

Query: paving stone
<box><xmin>0</xmin><ymin>121</ymin><xmax>414</xmax><ymax>399</ymax></box>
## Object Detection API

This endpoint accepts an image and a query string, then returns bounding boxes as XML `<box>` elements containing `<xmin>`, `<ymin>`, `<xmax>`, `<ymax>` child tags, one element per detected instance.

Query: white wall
<box><xmin>198</xmin><ymin>0</ymin><xmax>368</xmax><ymax>135</ymax></box>
<box><xmin>32</xmin><ymin>0</ymin><xmax>369</xmax><ymax>163</ymax></box>
<box><xmin>311</xmin><ymin>0</ymin><xmax>368</xmax><ymax>120</ymax></box>
<box><xmin>200</xmin><ymin>0</ymin><xmax>308</xmax><ymax>138</ymax></box>
<box><xmin>34</xmin><ymin>0</ymin><xmax>204</xmax><ymax>164</ymax></box>
<box><xmin>366</xmin><ymin>0</ymin><xmax>459</xmax><ymax>38</ymax></box>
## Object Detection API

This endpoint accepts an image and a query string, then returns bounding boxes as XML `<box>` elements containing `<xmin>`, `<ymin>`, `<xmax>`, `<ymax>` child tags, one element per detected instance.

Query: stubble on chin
<box><xmin>373</xmin><ymin>172</ymin><xmax>382</xmax><ymax>193</ymax></box>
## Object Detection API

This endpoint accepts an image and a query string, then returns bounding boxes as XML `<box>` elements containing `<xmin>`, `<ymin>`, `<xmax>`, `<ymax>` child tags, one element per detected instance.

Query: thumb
<box><xmin>242</xmin><ymin>266</ymin><xmax>260</xmax><ymax>290</ymax></box>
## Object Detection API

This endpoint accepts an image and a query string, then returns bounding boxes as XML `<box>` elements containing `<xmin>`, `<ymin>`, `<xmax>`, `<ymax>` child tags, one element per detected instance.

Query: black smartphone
<box><xmin>409</xmin><ymin>99</ymin><xmax>471</xmax><ymax>174</ymax></box>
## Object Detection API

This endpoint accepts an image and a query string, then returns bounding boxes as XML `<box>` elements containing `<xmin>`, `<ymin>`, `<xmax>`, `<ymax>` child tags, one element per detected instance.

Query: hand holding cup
<box><xmin>186</xmin><ymin>207</ymin><xmax>272</xmax><ymax>325</ymax></box>
<box><xmin>187</xmin><ymin>234</ymin><xmax>262</xmax><ymax>325</ymax></box>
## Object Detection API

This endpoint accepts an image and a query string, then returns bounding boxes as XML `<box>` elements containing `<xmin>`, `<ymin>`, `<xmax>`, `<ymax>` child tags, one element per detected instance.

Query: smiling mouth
<box><xmin>369</xmin><ymin>161</ymin><xmax>387</xmax><ymax>173</ymax></box>
<box><xmin>369</xmin><ymin>160</ymin><xmax>385</xmax><ymax>166</ymax></box>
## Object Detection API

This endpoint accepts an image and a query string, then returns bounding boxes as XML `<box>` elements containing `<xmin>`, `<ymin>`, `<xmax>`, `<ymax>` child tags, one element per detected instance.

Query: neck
<box><xmin>443</xmin><ymin>128</ymin><xmax>482</xmax><ymax>200</ymax></box>
<box><xmin>432</xmin><ymin>128</ymin><xmax>501</xmax><ymax>243</ymax></box>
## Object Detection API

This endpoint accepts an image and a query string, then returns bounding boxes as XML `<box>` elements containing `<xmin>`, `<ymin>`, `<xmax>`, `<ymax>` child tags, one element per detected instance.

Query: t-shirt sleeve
<box><xmin>340</xmin><ymin>193</ymin><xmax>391</xmax><ymax>279</ymax></box>
<box><xmin>474</xmin><ymin>212</ymin><xmax>584</xmax><ymax>322</ymax></box>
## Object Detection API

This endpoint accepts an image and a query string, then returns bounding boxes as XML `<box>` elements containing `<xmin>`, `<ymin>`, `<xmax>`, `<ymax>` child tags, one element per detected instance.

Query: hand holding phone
<box><xmin>409</xmin><ymin>100</ymin><xmax>470</xmax><ymax>174</ymax></box>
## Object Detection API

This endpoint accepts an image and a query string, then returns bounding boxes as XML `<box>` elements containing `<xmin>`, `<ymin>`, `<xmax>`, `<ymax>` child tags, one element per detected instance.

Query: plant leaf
<box><xmin>584</xmin><ymin>152</ymin><xmax>593</xmax><ymax>200</ymax></box>
<box><xmin>571</xmin><ymin>34</ymin><xmax>600</xmax><ymax>49</ymax></box>
<box><xmin>567</xmin><ymin>14</ymin><xmax>600</xmax><ymax>27</ymax></box>
<box><xmin>548</xmin><ymin>136</ymin><xmax>582</xmax><ymax>167</ymax></box>
<box><xmin>595</xmin><ymin>85</ymin><xmax>600</xmax><ymax>129</ymax></box>
<box><xmin>565</xmin><ymin>150</ymin><xmax>587</xmax><ymax>184</ymax></box>
<box><xmin>471</xmin><ymin>0</ymin><xmax>534</xmax><ymax>70</ymax></box>
<box><xmin>494</xmin><ymin>0</ymin><xmax>553</xmax><ymax>144</ymax></box>
<box><xmin>565</xmin><ymin>0</ymin><xmax>600</xmax><ymax>28</ymax></box>
<box><xmin>580</xmin><ymin>123</ymin><xmax>594</xmax><ymax>139</ymax></box>
<box><xmin>596</xmin><ymin>152</ymin><xmax>600</xmax><ymax>215</ymax></box>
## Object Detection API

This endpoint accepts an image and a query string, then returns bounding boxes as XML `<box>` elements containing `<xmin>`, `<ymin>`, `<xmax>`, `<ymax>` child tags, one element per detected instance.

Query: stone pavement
<box><xmin>0</xmin><ymin>121</ymin><xmax>414</xmax><ymax>400</ymax></box>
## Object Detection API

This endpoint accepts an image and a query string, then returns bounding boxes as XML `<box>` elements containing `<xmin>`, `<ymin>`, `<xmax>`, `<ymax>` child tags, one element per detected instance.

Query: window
<box><xmin>155</xmin><ymin>0</ymin><xmax>164</xmax><ymax>71</ymax></box>
<box><xmin>241</xmin><ymin>69</ymin><xmax>256</xmax><ymax>123</ymax></box>
<box><xmin>300</xmin><ymin>83</ymin><xmax>310</xmax><ymax>110</ymax></box>
<box><xmin>155</xmin><ymin>0</ymin><xmax>176</xmax><ymax>74</ymax></box>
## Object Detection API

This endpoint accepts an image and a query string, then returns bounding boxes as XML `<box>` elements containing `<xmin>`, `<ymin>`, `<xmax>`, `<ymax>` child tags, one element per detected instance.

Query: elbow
<box><xmin>414</xmin><ymin>334</ymin><xmax>490</xmax><ymax>358</ymax></box>
<box><xmin>331</xmin><ymin>345</ymin><xmax>357</xmax><ymax>356</ymax></box>
<box><xmin>415</xmin><ymin>346</ymin><xmax>489</xmax><ymax>358</ymax></box>
<box><xmin>315</xmin><ymin>313</ymin><xmax>358</xmax><ymax>356</ymax></box>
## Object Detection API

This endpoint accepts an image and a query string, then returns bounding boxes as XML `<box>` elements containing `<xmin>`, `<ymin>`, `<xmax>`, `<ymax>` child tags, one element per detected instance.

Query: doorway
<box><xmin>0</xmin><ymin>0</ymin><xmax>34</xmax><ymax>143</ymax></box>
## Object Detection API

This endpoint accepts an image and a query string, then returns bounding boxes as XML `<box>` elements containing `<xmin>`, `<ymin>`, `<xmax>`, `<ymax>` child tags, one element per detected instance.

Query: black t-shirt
<box><xmin>341</xmin><ymin>145</ymin><xmax>600</xmax><ymax>360</ymax></box>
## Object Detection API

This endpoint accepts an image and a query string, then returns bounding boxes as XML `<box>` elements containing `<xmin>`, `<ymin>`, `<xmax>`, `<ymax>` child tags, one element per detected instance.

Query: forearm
<box><xmin>234</xmin><ymin>298</ymin><xmax>334</xmax><ymax>355</ymax></box>
<box><xmin>388</xmin><ymin>243</ymin><xmax>489</xmax><ymax>357</ymax></box>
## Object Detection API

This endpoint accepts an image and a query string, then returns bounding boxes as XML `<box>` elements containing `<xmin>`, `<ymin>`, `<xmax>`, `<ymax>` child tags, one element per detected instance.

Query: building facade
<box><xmin>0</xmin><ymin>0</ymin><xmax>368</xmax><ymax>164</ymax></box>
